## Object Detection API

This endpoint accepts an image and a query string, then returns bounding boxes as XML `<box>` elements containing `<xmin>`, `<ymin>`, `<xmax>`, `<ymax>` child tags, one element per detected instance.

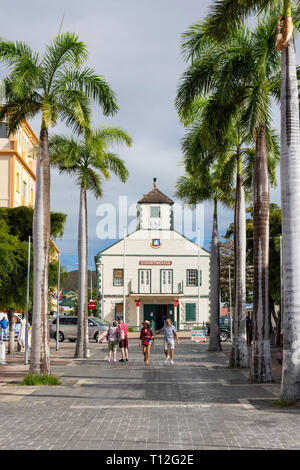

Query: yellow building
<box><xmin>0</xmin><ymin>119</ymin><xmax>38</xmax><ymax>208</ymax></box>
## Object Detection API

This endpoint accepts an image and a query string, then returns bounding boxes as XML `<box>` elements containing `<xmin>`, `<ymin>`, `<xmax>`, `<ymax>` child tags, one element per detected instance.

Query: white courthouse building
<box><xmin>95</xmin><ymin>181</ymin><xmax>210</xmax><ymax>331</ymax></box>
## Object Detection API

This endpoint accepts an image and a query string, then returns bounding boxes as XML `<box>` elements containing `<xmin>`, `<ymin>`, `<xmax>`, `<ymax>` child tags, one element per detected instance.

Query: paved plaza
<box><xmin>0</xmin><ymin>339</ymin><xmax>300</xmax><ymax>450</ymax></box>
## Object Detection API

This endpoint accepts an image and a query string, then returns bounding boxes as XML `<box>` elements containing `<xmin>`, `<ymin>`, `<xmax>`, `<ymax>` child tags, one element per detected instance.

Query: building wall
<box><xmin>95</xmin><ymin>229</ymin><xmax>210</xmax><ymax>329</ymax></box>
<box><xmin>0</xmin><ymin>121</ymin><xmax>37</xmax><ymax>208</ymax></box>
<box><xmin>0</xmin><ymin>156</ymin><xmax>10</xmax><ymax>207</ymax></box>
<box><xmin>139</xmin><ymin>203</ymin><xmax>172</xmax><ymax>230</ymax></box>
<box><xmin>100</xmin><ymin>295</ymin><xmax>210</xmax><ymax>330</ymax></box>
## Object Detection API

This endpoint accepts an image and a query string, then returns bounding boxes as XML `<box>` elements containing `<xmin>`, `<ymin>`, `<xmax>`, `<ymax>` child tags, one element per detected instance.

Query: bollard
<box><xmin>0</xmin><ymin>341</ymin><xmax>6</xmax><ymax>365</ymax></box>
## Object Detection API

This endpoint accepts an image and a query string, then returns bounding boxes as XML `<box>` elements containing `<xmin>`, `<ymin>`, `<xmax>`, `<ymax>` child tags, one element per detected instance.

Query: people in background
<box><xmin>0</xmin><ymin>316</ymin><xmax>8</xmax><ymax>342</ymax></box>
<box><xmin>139</xmin><ymin>320</ymin><xmax>154</xmax><ymax>365</ymax></box>
<box><xmin>154</xmin><ymin>317</ymin><xmax>179</xmax><ymax>365</ymax></box>
<box><xmin>106</xmin><ymin>320</ymin><xmax>118</xmax><ymax>363</ymax></box>
<box><xmin>17</xmin><ymin>315</ymin><xmax>26</xmax><ymax>352</ymax></box>
<box><xmin>117</xmin><ymin>317</ymin><xmax>129</xmax><ymax>362</ymax></box>
<box><xmin>246</xmin><ymin>313</ymin><xmax>253</xmax><ymax>345</ymax></box>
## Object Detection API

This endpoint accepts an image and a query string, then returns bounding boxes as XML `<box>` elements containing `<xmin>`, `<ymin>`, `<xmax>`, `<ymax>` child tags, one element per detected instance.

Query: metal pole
<box><xmin>56</xmin><ymin>254</ymin><xmax>61</xmax><ymax>351</ymax></box>
<box><xmin>280</xmin><ymin>235</ymin><xmax>283</xmax><ymax>331</ymax></box>
<box><xmin>123</xmin><ymin>225</ymin><xmax>126</xmax><ymax>323</ymax></box>
<box><xmin>90</xmin><ymin>270</ymin><xmax>92</xmax><ymax>301</ymax></box>
<box><xmin>101</xmin><ymin>263</ymin><xmax>104</xmax><ymax>320</ymax></box>
<box><xmin>198</xmin><ymin>228</ymin><xmax>201</xmax><ymax>326</ymax></box>
<box><xmin>228</xmin><ymin>265</ymin><xmax>233</xmax><ymax>342</ymax></box>
<box><xmin>24</xmin><ymin>236</ymin><xmax>31</xmax><ymax>365</ymax></box>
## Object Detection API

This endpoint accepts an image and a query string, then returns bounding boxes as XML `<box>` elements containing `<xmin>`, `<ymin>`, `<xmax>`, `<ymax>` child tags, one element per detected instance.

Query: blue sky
<box><xmin>0</xmin><ymin>0</ymin><xmax>293</xmax><ymax>271</ymax></box>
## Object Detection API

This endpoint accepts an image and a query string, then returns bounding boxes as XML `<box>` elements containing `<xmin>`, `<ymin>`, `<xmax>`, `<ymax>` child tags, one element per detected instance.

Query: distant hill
<box><xmin>62</xmin><ymin>270</ymin><xmax>97</xmax><ymax>292</ymax></box>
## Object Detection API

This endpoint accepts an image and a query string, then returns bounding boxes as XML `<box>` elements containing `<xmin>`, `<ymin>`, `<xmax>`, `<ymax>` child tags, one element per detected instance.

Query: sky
<box><xmin>0</xmin><ymin>0</ymin><xmax>287</xmax><ymax>271</ymax></box>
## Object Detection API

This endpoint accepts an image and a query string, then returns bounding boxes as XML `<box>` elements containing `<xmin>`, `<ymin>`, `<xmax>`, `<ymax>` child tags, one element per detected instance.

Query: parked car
<box><xmin>206</xmin><ymin>315</ymin><xmax>232</xmax><ymax>342</ymax></box>
<box><xmin>50</xmin><ymin>316</ymin><xmax>108</xmax><ymax>343</ymax></box>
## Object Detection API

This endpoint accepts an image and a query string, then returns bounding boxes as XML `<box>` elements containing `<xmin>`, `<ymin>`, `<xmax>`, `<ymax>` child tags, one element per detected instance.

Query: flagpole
<box><xmin>123</xmin><ymin>225</ymin><xmax>126</xmax><ymax>323</ymax></box>
<box><xmin>198</xmin><ymin>227</ymin><xmax>201</xmax><ymax>326</ymax></box>
<box><xmin>56</xmin><ymin>254</ymin><xmax>61</xmax><ymax>351</ymax></box>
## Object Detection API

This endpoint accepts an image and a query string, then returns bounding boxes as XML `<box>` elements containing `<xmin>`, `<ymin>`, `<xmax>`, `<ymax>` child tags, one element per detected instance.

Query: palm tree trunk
<box><xmin>230</xmin><ymin>157</ymin><xmax>248</xmax><ymax>367</ymax></box>
<box><xmin>75</xmin><ymin>185</ymin><xmax>89</xmax><ymax>358</ymax></box>
<box><xmin>280</xmin><ymin>35</ymin><xmax>300</xmax><ymax>401</ymax></box>
<box><xmin>250</xmin><ymin>123</ymin><xmax>272</xmax><ymax>383</ymax></box>
<box><xmin>30</xmin><ymin>128</ymin><xmax>51</xmax><ymax>375</ymax></box>
<box><xmin>208</xmin><ymin>199</ymin><xmax>222</xmax><ymax>351</ymax></box>
<box><xmin>40</xmin><ymin>128</ymin><xmax>51</xmax><ymax>375</ymax></box>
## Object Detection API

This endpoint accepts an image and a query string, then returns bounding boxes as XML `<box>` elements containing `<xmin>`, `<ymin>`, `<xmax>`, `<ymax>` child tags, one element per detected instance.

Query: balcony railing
<box><xmin>128</xmin><ymin>279</ymin><xmax>184</xmax><ymax>295</ymax></box>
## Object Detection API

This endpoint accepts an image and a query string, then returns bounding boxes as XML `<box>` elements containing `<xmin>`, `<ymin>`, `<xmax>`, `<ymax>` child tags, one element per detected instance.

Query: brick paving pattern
<box><xmin>0</xmin><ymin>339</ymin><xmax>300</xmax><ymax>450</ymax></box>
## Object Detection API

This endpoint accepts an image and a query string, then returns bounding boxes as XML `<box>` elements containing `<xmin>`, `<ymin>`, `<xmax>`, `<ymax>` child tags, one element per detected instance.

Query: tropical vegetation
<box><xmin>0</xmin><ymin>32</ymin><xmax>119</xmax><ymax>374</ymax></box>
<box><xmin>49</xmin><ymin>126</ymin><xmax>132</xmax><ymax>358</ymax></box>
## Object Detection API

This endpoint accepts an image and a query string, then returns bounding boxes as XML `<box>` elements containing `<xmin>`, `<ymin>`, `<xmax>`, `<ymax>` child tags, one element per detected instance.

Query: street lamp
<box><xmin>56</xmin><ymin>253</ymin><xmax>61</xmax><ymax>351</ymax></box>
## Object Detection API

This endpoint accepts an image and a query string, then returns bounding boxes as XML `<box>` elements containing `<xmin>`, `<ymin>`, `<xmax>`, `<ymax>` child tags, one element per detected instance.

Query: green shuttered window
<box><xmin>186</xmin><ymin>303</ymin><xmax>196</xmax><ymax>322</ymax></box>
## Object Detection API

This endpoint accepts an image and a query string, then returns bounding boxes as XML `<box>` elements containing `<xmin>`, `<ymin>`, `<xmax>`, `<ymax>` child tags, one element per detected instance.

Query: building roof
<box><xmin>138</xmin><ymin>187</ymin><xmax>174</xmax><ymax>205</ymax></box>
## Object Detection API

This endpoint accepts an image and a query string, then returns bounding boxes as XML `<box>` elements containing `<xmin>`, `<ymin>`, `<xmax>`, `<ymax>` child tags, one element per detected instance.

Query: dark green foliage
<box><xmin>0</xmin><ymin>207</ymin><xmax>66</xmax><ymax>241</ymax></box>
<box><xmin>0</xmin><ymin>206</ymin><xmax>67</xmax><ymax>311</ymax></box>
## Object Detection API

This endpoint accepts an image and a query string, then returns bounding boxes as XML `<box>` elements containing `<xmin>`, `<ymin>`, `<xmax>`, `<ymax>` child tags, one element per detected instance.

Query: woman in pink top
<box><xmin>117</xmin><ymin>317</ymin><xmax>129</xmax><ymax>362</ymax></box>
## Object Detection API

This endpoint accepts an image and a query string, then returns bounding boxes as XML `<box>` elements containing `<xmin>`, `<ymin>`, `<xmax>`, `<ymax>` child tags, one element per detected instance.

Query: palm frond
<box><xmin>204</xmin><ymin>0</ymin><xmax>278</xmax><ymax>41</ymax></box>
<box><xmin>42</xmin><ymin>32</ymin><xmax>88</xmax><ymax>91</ymax></box>
<box><xmin>181</xmin><ymin>22</ymin><xmax>213</xmax><ymax>62</ymax></box>
<box><xmin>91</xmin><ymin>126</ymin><xmax>133</xmax><ymax>147</ymax></box>
<box><xmin>57</xmin><ymin>67</ymin><xmax>118</xmax><ymax>116</ymax></box>
<box><xmin>0</xmin><ymin>40</ymin><xmax>39</xmax><ymax>67</ymax></box>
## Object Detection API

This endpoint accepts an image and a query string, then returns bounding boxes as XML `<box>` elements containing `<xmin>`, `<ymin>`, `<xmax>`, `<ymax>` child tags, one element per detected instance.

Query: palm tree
<box><xmin>176</xmin><ymin>132</ymin><xmax>235</xmax><ymax>351</ymax></box>
<box><xmin>176</xmin><ymin>17</ymin><xmax>281</xmax><ymax>379</ymax></box>
<box><xmin>200</xmin><ymin>0</ymin><xmax>300</xmax><ymax>400</ymax></box>
<box><xmin>49</xmin><ymin>126</ymin><xmax>132</xmax><ymax>358</ymax></box>
<box><xmin>176</xmin><ymin>34</ymin><xmax>253</xmax><ymax>366</ymax></box>
<box><xmin>232</xmin><ymin>15</ymin><xmax>281</xmax><ymax>382</ymax></box>
<box><xmin>0</xmin><ymin>34</ymin><xmax>118</xmax><ymax>374</ymax></box>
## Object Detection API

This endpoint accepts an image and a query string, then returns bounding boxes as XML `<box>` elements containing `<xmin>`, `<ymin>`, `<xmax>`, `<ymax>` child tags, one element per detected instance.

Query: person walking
<box><xmin>154</xmin><ymin>317</ymin><xmax>179</xmax><ymax>365</ymax></box>
<box><xmin>246</xmin><ymin>313</ymin><xmax>253</xmax><ymax>345</ymax></box>
<box><xmin>0</xmin><ymin>316</ymin><xmax>8</xmax><ymax>342</ymax></box>
<box><xmin>139</xmin><ymin>320</ymin><xmax>154</xmax><ymax>365</ymax></box>
<box><xmin>117</xmin><ymin>317</ymin><xmax>129</xmax><ymax>362</ymax></box>
<box><xmin>106</xmin><ymin>321</ymin><xmax>118</xmax><ymax>363</ymax></box>
<box><xmin>17</xmin><ymin>315</ymin><xmax>26</xmax><ymax>352</ymax></box>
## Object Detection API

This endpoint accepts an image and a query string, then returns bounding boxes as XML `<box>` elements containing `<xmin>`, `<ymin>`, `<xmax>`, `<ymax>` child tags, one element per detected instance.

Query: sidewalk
<box><xmin>222</xmin><ymin>341</ymin><xmax>283</xmax><ymax>383</ymax></box>
<box><xmin>0</xmin><ymin>340</ymin><xmax>75</xmax><ymax>386</ymax></box>
<box><xmin>0</xmin><ymin>338</ymin><xmax>299</xmax><ymax>450</ymax></box>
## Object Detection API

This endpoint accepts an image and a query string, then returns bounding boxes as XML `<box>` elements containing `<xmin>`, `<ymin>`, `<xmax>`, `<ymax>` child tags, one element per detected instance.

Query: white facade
<box><xmin>95</xmin><ymin>183</ymin><xmax>210</xmax><ymax>330</ymax></box>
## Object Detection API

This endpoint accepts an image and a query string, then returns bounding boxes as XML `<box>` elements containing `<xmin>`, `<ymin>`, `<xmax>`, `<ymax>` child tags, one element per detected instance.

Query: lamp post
<box><xmin>123</xmin><ymin>225</ymin><xmax>127</xmax><ymax>323</ymax></box>
<box><xmin>88</xmin><ymin>266</ymin><xmax>95</xmax><ymax>316</ymax></box>
<box><xmin>99</xmin><ymin>262</ymin><xmax>104</xmax><ymax>320</ymax></box>
<box><xmin>228</xmin><ymin>265</ymin><xmax>232</xmax><ymax>343</ymax></box>
<box><xmin>56</xmin><ymin>254</ymin><xmax>61</xmax><ymax>351</ymax></box>
<box><xmin>197</xmin><ymin>227</ymin><xmax>201</xmax><ymax>326</ymax></box>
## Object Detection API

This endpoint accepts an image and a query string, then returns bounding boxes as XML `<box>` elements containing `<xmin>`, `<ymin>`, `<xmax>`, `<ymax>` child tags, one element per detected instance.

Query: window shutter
<box><xmin>186</xmin><ymin>303</ymin><xmax>196</xmax><ymax>322</ymax></box>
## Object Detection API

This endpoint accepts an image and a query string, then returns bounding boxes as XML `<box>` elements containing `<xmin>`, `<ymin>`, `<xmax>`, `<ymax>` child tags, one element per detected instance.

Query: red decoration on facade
<box><xmin>135</xmin><ymin>299</ymin><xmax>141</xmax><ymax>307</ymax></box>
<box><xmin>173</xmin><ymin>300</ymin><xmax>179</xmax><ymax>307</ymax></box>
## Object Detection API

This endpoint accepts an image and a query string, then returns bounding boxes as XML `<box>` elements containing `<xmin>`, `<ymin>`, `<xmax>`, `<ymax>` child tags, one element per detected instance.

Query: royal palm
<box><xmin>0</xmin><ymin>33</ymin><xmax>118</xmax><ymax>374</ymax></box>
<box><xmin>202</xmin><ymin>0</ymin><xmax>300</xmax><ymax>401</ymax></box>
<box><xmin>176</xmin><ymin>20</ymin><xmax>280</xmax><ymax>376</ymax></box>
<box><xmin>176</xmin><ymin>126</ymin><xmax>236</xmax><ymax>351</ymax></box>
<box><xmin>49</xmin><ymin>127</ymin><xmax>132</xmax><ymax>358</ymax></box>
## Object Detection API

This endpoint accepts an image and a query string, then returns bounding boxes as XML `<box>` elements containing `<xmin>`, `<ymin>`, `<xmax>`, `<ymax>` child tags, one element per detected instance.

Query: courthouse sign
<box><xmin>139</xmin><ymin>260</ymin><xmax>172</xmax><ymax>266</ymax></box>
